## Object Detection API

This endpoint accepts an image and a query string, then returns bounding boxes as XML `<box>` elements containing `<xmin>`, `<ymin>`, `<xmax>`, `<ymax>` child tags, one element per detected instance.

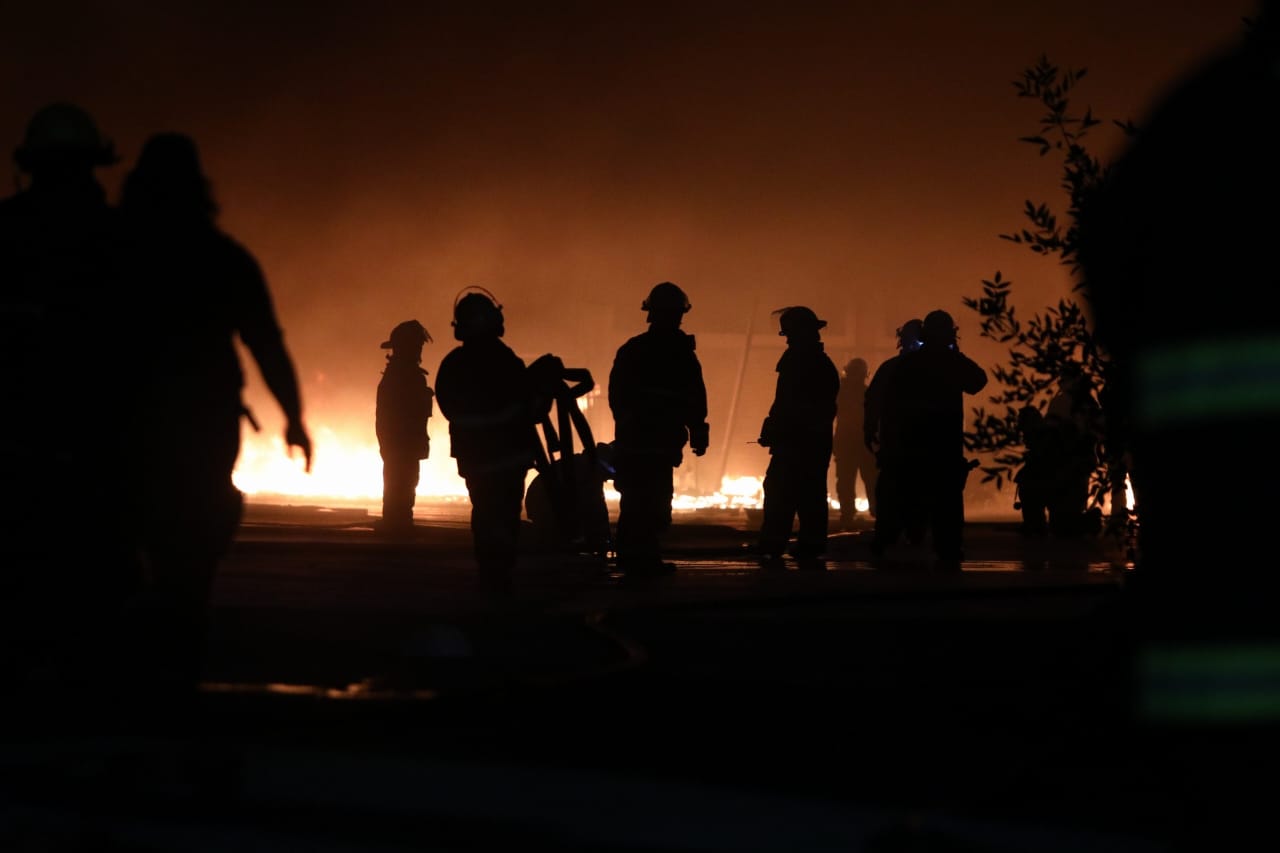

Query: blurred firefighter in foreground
<box><xmin>864</xmin><ymin>318</ymin><xmax>926</xmax><ymax>557</ymax></box>
<box><xmin>833</xmin><ymin>356</ymin><xmax>877</xmax><ymax>529</ymax></box>
<box><xmin>1077</xmin><ymin>3</ymin><xmax>1280</xmax><ymax>844</ymax></box>
<box><xmin>608</xmin><ymin>281</ymin><xmax>710</xmax><ymax>577</ymax></box>
<box><xmin>0</xmin><ymin>102</ymin><xmax>140</xmax><ymax>695</ymax></box>
<box><xmin>376</xmin><ymin>319</ymin><xmax>434</xmax><ymax>536</ymax></box>
<box><xmin>755</xmin><ymin>306</ymin><xmax>840</xmax><ymax>562</ymax></box>
<box><xmin>120</xmin><ymin>131</ymin><xmax>313</xmax><ymax>693</ymax></box>
<box><xmin>875</xmin><ymin>309</ymin><xmax>987</xmax><ymax>568</ymax></box>
<box><xmin>435</xmin><ymin>288</ymin><xmax>540</xmax><ymax>598</ymax></box>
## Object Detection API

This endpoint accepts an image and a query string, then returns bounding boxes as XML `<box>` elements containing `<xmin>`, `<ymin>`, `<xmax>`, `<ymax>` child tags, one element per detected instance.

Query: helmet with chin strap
<box><xmin>451</xmin><ymin>286</ymin><xmax>505</xmax><ymax>340</ymax></box>
<box><xmin>642</xmin><ymin>281</ymin><xmax>691</xmax><ymax>314</ymax></box>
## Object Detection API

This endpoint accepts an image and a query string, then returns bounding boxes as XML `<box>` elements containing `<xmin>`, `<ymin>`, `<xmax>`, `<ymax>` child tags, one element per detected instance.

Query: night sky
<box><xmin>1</xmin><ymin>0</ymin><xmax>1258</xmax><ymax>504</ymax></box>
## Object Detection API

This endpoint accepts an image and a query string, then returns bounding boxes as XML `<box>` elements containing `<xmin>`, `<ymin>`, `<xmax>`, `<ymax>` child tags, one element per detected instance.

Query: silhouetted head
<box><xmin>13</xmin><ymin>101</ymin><xmax>118</xmax><ymax>177</ymax></box>
<box><xmin>843</xmin><ymin>358</ymin><xmax>868</xmax><ymax>381</ymax></box>
<box><xmin>120</xmin><ymin>132</ymin><xmax>218</xmax><ymax>221</ymax></box>
<box><xmin>774</xmin><ymin>305</ymin><xmax>826</xmax><ymax>341</ymax></box>
<box><xmin>1017</xmin><ymin>405</ymin><xmax>1043</xmax><ymax>432</ymax></box>
<box><xmin>643</xmin><ymin>281</ymin><xmax>690</xmax><ymax>328</ymax></box>
<box><xmin>896</xmin><ymin>319</ymin><xmax>924</xmax><ymax>352</ymax></box>
<box><xmin>452</xmin><ymin>287</ymin><xmax>504</xmax><ymax>341</ymax></box>
<box><xmin>1057</xmin><ymin>361</ymin><xmax>1090</xmax><ymax>392</ymax></box>
<box><xmin>382</xmin><ymin>319</ymin><xmax>432</xmax><ymax>355</ymax></box>
<box><xmin>922</xmin><ymin>310</ymin><xmax>958</xmax><ymax>348</ymax></box>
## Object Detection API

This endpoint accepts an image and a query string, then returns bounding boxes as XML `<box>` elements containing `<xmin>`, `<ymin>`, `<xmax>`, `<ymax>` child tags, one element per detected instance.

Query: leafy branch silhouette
<box><xmin>962</xmin><ymin>55</ymin><xmax>1136</xmax><ymax>521</ymax></box>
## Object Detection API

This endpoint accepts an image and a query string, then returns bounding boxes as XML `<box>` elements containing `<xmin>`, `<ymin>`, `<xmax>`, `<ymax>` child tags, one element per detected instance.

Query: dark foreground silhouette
<box><xmin>0</xmin><ymin>117</ymin><xmax>313</xmax><ymax>701</ymax></box>
<box><xmin>120</xmin><ymin>131</ymin><xmax>313</xmax><ymax>694</ymax></box>
<box><xmin>1078</xmin><ymin>2</ymin><xmax>1280</xmax><ymax>846</ymax></box>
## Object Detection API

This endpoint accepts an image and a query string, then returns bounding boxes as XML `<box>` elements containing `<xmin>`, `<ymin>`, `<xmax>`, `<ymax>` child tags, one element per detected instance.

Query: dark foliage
<box><xmin>962</xmin><ymin>56</ymin><xmax>1135</xmax><ymax>520</ymax></box>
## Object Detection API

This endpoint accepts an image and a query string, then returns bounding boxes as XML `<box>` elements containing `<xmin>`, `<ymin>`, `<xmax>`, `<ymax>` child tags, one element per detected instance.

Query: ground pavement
<box><xmin>3</xmin><ymin>503</ymin><xmax>1218</xmax><ymax>852</ymax></box>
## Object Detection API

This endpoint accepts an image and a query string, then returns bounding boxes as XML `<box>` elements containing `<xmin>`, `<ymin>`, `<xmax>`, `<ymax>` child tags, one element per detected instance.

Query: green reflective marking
<box><xmin>1139</xmin><ymin>644</ymin><xmax>1280</xmax><ymax>722</ymax></box>
<box><xmin>1136</xmin><ymin>338</ymin><xmax>1280</xmax><ymax>425</ymax></box>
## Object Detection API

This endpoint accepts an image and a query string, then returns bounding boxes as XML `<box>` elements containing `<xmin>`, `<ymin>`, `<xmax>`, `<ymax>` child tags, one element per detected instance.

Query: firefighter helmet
<box><xmin>776</xmin><ymin>305</ymin><xmax>827</xmax><ymax>337</ymax></box>
<box><xmin>381</xmin><ymin>319</ymin><xmax>432</xmax><ymax>350</ymax></box>
<box><xmin>13</xmin><ymin>102</ymin><xmax>118</xmax><ymax>172</ymax></box>
<box><xmin>922</xmin><ymin>310</ymin><xmax>958</xmax><ymax>346</ymax></box>
<box><xmin>452</xmin><ymin>286</ymin><xmax>504</xmax><ymax>340</ymax></box>
<box><xmin>897</xmin><ymin>318</ymin><xmax>924</xmax><ymax>351</ymax></box>
<box><xmin>642</xmin><ymin>281</ymin><xmax>691</xmax><ymax>314</ymax></box>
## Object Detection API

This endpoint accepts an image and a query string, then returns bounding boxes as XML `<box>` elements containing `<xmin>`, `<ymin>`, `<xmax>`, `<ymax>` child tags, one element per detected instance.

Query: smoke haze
<box><xmin>1</xmin><ymin>0</ymin><xmax>1255</xmax><ymax>506</ymax></box>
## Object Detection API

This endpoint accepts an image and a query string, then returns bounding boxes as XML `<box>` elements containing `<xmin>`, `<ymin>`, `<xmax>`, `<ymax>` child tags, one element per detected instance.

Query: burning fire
<box><xmin>232</xmin><ymin>366</ymin><xmax>886</xmax><ymax>515</ymax></box>
<box><xmin>231</xmin><ymin>422</ymin><xmax>874</xmax><ymax>513</ymax></box>
<box><xmin>232</xmin><ymin>422</ymin><xmax>469</xmax><ymax>502</ymax></box>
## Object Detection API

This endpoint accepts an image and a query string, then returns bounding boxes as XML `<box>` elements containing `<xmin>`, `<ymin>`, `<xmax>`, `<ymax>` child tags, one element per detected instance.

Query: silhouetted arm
<box><xmin>230</xmin><ymin>242</ymin><xmax>312</xmax><ymax>472</ymax></box>
<box><xmin>953</xmin><ymin>351</ymin><xmax>989</xmax><ymax>396</ymax></box>
<box><xmin>686</xmin><ymin>348</ymin><xmax>710</xmax><ymax>456</ymax></box>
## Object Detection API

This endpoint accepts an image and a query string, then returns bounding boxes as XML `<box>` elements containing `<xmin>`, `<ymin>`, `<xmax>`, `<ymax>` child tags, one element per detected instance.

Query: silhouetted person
<box><xmin>0</xmin><ymin>102</ymin><xmax>144</xmax><ymax>695</ymax></box>
<box><xmin>882</xmin><ymin>309</ymin><xmax>987</xmax><ymax>569</ymax></box>
<box><xmin>833</xmin><ymin>357</ymin><xmax>877</xmax><ymax>529</ymax></box>
<box><xmin>119</xmin><ymin>131</ymin><xmax>313</xmax><ymax>693</ymax></box>
<box><xmin>376</xmin><ymin>319</ymin><xmax>434</xmax><ymax>536</ymax></box>
<box><xmin>608</xmin><ymin>281</ymin><xmax>709</xmax><ymax>577</ymax></box>
<box><xmin>756</xmin><ymin>307</ymin><xmax>840</xmax><ymax>562</ymax></box>
<box><xmin>1077</xmin><ymin>4</ymin><xmax>1280</xmax><ymax>844</ymax></box>
<box><xmin>864</xmin><ymin>318</ymin><xmax>926</xmax><ymax>558</ymax></box>
<box><xmin>1043</xmin><ymin>362</ymin><xmax>1102</xmax><ymax>537</ymax></box>
<box><xmin>1013</xmin><ymin>405</ymin><xmax>1051</xmax><ymax>537</ymax></box>
<box><xmin>435</xmin><ymin>288</ymin><xmax>540</xmax><ymax>598</ymax></box>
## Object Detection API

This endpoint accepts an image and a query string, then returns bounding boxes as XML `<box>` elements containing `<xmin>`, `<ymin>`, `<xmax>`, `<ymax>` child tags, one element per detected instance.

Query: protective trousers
<box><xmin>613</xmin><ymin>453</ymin><xmax>674</xmax><ymax>571</ymax></box>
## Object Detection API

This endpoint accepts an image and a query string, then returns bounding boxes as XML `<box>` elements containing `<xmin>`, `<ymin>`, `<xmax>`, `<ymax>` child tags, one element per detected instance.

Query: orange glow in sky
<box><xmin>4</xmin><ymin>1</ymin><xmax>1252</xmax><ymax>523</ymax></box>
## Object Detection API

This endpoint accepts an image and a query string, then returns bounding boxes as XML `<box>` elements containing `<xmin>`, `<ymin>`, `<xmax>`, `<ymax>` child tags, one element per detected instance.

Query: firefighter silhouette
<box><xmin>874</xmin><ymin>310</ymin><xmax>987</xmax><ymax>568</ymax></box>
<box><xmin>0</xmin><ymin>102</ymin><xmax>142</xmax><ymax>693</ymax></box>
<box><xmin>833</xmin><ymin>356</ymin><xmax>877</xmax><ymax>528</ymax></box>
<box><xmin>755</xmin><ymin>306</ymin><xmax>840</xmax><ymax>562</ymax></box>
<box><xmin>376</xmin><ymin>319</ymin><xmax>433</xmax><ymax>536</ymax></box>
<box><xmin>1013</xmin><ymin>405</ymin><xmax>1051</xmax><ymax>537</ymax></box>
<box><xmin>864</xmin><ymin>318</ymin><xmax>927</xmax><ymax>557</ymax></box>
<box><xmin>1043</xmin><ymin>362</ymin><xmax>1103</xmax><ymax>537</ymax></box>
<box><xmin>435</xmin><ymin>287</ymin><xmax>540</xmax><ymax>597</ymax></box>
<box><xmin>120</xmin><ymin>131</ymin><xmax>312</xmax><ymax>691</ymax></box>
<box><xmin>607</xmin><ymin>282</ymin><xmax>709</xmax><ymax>577</ymax></box>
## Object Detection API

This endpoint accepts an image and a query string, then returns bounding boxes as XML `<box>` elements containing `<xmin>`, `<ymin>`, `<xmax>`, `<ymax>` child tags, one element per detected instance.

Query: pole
<box><xmin>717</xmin><ymin>294</ymin><xmax>759</xmax><ymax>491</ymax></box>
